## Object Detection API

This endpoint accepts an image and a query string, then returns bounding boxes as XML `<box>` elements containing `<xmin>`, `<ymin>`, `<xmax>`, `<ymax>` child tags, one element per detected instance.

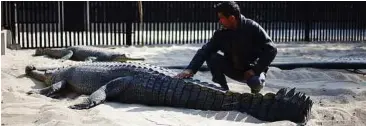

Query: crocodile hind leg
<box><xmin>69</xmin><ymin>76</ymin><xmax>133</xmax><ymax>110</ymax></box>
<box><xmin>27</xmin><ymin>80</ymin><xmax>67</xmax><ymax>98</ymax></box>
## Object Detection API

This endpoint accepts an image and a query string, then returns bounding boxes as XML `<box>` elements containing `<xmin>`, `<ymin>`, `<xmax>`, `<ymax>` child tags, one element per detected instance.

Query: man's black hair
<box><xmin>214</xmin><ymin>1</ymin><xmax>241</xmax><ymax>19</ymax></box>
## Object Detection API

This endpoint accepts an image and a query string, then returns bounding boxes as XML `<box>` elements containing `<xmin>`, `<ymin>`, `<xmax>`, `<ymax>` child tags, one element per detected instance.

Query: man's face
<box><xmin>218</xmin><ymin>12</ymin><xmax>236</xmax><ymax>30</ymax></box>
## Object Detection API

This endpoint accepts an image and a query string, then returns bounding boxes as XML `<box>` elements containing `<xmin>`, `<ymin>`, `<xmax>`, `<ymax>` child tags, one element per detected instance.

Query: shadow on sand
<box><xmin>103</xmin><ymin>101</ymin><xmax>266</xmax><ymax>124</ymax></box>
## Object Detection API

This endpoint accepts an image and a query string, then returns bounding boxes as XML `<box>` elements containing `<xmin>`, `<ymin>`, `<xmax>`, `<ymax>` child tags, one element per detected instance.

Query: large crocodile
<box><xmin>34</xmin><ymin>46</ymin><xmax>145</xmax><ymax>62</ymax></box>
<box><xmin>25</xmin><ymin>62</ymin><xmax>313</xmax><ymax>124</ymax></box>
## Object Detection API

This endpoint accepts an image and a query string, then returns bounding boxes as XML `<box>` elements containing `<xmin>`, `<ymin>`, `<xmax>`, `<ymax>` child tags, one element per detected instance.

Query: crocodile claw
<box><xmin>69</xmin><ymin>99</ymin><xmax>95</xmax><ymax>110</ymax></box>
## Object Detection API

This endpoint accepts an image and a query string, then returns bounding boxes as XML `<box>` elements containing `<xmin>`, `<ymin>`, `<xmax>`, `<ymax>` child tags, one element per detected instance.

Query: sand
<box><xmin>1</xmin><ymin>43</ymin><xmax>366</xmax><ymax>126</ymax></box>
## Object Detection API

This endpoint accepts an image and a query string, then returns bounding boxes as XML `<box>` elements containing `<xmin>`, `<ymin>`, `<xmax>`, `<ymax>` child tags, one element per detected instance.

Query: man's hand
<box><xmin>174</xmin><ymin>69</ymin><xmax>194</xmax><ymax>79</ymax></box>
<box><xmin>244</xmin><ymin>69</ymin><xmax>255</xmax><ymax>80</ymax></box>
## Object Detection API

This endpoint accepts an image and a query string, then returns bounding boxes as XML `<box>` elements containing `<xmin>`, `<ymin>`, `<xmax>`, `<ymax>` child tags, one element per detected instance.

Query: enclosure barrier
<box><xmin>1</xmin><ymin>1</ymin><xmax>365</xmax><ymax>49</ymax></box>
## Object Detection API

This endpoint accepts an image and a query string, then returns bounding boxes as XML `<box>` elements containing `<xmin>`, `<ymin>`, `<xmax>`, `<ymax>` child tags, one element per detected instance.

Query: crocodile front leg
<box><xmin>27</xmin><ymin>80</ymin><xmax>67</xmax><ymax>98</ymax></box>
<box><xmin>60</xmin><ymin>50</ymin><xmax>74</xmax><ymax>62</ymax></box>
<box><xmin>69</xmin><ymin>76</ymin><xmax>133</xmax><ymax>110</ymax></box>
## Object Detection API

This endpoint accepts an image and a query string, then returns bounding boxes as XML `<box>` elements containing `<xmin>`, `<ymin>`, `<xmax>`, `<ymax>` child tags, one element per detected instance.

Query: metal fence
<box><xmin>2</xmin><ymin>1</ymin><xmax>365</xmax><ymax>49</ymax></box>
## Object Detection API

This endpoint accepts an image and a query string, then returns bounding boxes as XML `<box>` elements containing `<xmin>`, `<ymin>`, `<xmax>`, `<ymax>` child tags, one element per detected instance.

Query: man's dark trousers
<box><xmin>206</xmin><ymin>53</ymin><xmax>266</xmax><ymax>93</ymax></box>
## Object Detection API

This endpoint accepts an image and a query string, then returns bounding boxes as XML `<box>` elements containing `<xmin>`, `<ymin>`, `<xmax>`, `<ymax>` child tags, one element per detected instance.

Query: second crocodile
<box><xmin>34</xmin><ymin>46</ymin><xmax>145</xmax><ymax>62</ymax></box>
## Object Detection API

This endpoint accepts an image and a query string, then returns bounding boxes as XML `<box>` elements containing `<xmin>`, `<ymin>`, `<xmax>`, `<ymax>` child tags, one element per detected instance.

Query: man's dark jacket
<box><xmin>186</xmin><ymin>15</ymin><xmax>277</xmax><ymax>76</ymax></box>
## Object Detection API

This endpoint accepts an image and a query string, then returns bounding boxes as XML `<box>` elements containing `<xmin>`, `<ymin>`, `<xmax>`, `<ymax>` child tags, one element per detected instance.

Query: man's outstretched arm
<box><xmin>184</xmin><ymin>30</ymin><xmax>222</xmax><ymax>74</ymax></box>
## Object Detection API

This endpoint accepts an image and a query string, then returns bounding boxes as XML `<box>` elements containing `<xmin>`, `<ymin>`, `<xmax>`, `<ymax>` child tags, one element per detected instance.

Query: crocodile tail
<box><xmin>239</xmin><ymin>88</ymin><xmax>313</xmax><ymax>123</ymax></box>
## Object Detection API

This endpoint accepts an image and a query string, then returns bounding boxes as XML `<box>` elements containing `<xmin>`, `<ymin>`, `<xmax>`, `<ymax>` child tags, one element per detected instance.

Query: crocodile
<box><xmin>33</xmin><ymin>46</ymin><xmax>145</xmax><ymax>62</ymax></box>
<box><xmin>25</xmin><ymin>62</ymin><xmax>313</xmax><ymax>124</ymax></box>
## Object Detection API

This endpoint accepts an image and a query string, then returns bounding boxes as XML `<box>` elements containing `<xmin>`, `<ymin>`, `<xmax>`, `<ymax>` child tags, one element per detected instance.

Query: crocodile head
<box><xmin>111</xmin><ymin>54</ymin><xmax>145</xmax><ymax>62</ymax></box>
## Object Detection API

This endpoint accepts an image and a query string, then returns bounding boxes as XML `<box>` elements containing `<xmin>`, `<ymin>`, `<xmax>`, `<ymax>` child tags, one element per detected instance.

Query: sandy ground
<box><xmin>1</xmin><ymin>43</ymin><xmax>366</xmax><ymax>126</ymax></box>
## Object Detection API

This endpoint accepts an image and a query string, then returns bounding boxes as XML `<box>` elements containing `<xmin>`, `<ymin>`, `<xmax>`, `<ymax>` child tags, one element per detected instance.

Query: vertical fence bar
<box><xmin>52</xmin><ymin>2</ymin><xmax>56</xmax><ymax>47</ymax></box>
<box><xmin>47</xmin><ymin>2</ymin><xmax>51</xmax><ymax>47</ymax></box>
<box><xmin>184</xmin><ymin>1</ymin><xmax>188</xmax><ymax>44</ymax></box>
<box><xmin>31</xmin><ymin>2</ymin><xmax>37</xmax><ymax>48</ymax></box>
<box><xmin>125</xmin><ymin>2</ymin><xmax>131</xmax><ymax>46</ymax></box>
<box><xmin>15</xmin><ymin>2</ymin><xmax>20</xmax><ymax>47</ymax></box>
<box><xmin>324</xmin><ymin>3</ymin><xmax>328</xmax><ymax>42</ymax></box>
<box><xmin>330</xmin><ymin>3</ymin><xmax>334</xmax><ymax>41</ymax></box>
<box><xmin>210</xmin><ymin>1</ymin><xmax>213</xmax><ymax>42</ymax></box>
<box><xmin>164</xmin><ymin>2</ymin><xmax>168</xmax><ymax>45</ymax></box>
<box><xmin>176</xmin><ymin>2</ymin><xmax>180</xmax><ymax>45</ymax></box>
<box><xmin>285</xmin><ymin>2</ymin><xmax>290</xmax><ymax>42</ymax></box>
<box><xmin>96</xmin><ymin>2</ymin><xmax>100</xmax><ymax>45</ymax></box>
<box><xmin>56</xmin><ymin>2</ymin><xmax>60</xmax><ymax>47</ymax></box>
<box><xmin>191</xmin><ymin>2</ymin><xmax>195</xmax><ymax>44</ymax></box>
<box><xmin>166</xmin><ymin>2</ymin><xmax>170</xmax><ymax>45</ymax></box>
<box><xmin>75</xmin><ymin>3</ymin><xmax>79</xmax><ymax>46</ymax></box>
<box><xmin>336</xmin><ymin>3</ymin><xmax>340</xmax><ymax>41</ymax></box>
<box><xmin>325</xmin><ymin>3</ymin><xmax>328</xmax><ymax>42</ymax></box>
<box><xmin>29</xmin><ymin>2</ymin><xmax>37</xmax><ymax>48</ymax></box>
<box><xmin>112</xmin><ymin>2</ymin><xmax>116</xmax><ymax>46</ymax></box>
<box><xmin>268</xmin><ymin>2</ymin><xmax>273</xmax><ymax>42</ymax></box>
<box><xmin>304</xmin><ymin>2</ymin><xmax>310</xmax><ymax>42</ymax></box>
<box><xmin>347</xmin><ymin>3</ymin><xmax>351</xmax><ymax>41</ymax></box>
<box><xmin>142</xmin><ymin>1</ymin><xmax>146</xmax><ymax>45</ymax></box>
<box><xmin>358</xmin><ymin>2</ymin><xmax>361</xmax><ymax>41</ymax></box>
<box><xmin>41</xmin><ymin>2</ymin><xmax>45</xmax><ymax>47</ymax></box>
<box><xmin>33</xmin><ymin>2</ymin><xmax>38</xmax><ymax>48</ymax></box>
<box><xmin>320</xmin><ymin>3</ymin><xmax>324</xmax><ymax>42</ymax></box>
<box><xmin>344</xmin><ymin>3</ymin><xmax>348</xmax><ymax>41</ymax></box>
<box><xmin>283</xmin><ymin>2</ymin><xmax>286</xmax><ymax>42</ymax></box>
<box><xmin>91</xmin><ymin>2</ymin><xmax>95</xmax><ymax>46</ymax></box>
<box><xmin>116</xmin><ymin>2</ymin><xmax>121</xmax><ymax>46</ymax></box>
<box><xmin>59</xmin><ymin>1</ymin><xmax>63</xmax><ymax>47</ymax></box>
<box><xmin>106</xmin><ymin>2</ymin><xmax>110</xmax><ymax>46</ymax></box>
<box><xmin>136</xmin><ymin>1</ymin><xmax>140</xmax><ymax>45</ymax></box>
<box><xmin>274</xmin><ymin>2</ymin><xmax>279</xmax><ymax>42</ymax></box>
<box><xmin>44</xmin><ymin>2</ymin><xmax>48</xmax><ymax>47</ymax></box>
<box><xmin>151</xmin><ymin>2</ymin><xmax>155</xmax><ymax>45</ymax></box>
<box><xmin>292</xmin><ymin>2</ymin><xmax>296</xmax><ymax>41</ymax></box>
<box><xmin>352</xmin><ymin>3</ymin><xmax>356</xmax><ymax>42</ymax></box>
<box><xmin>157</xmin><ymin>2</ymin><xmax>161</xmax><ymax>45</ymax></box>
<box><xmin>192</xmin><ymin>2</ymin><xmax>195</xmax><ymax>44</ymax></box>
<box><xmin>187</xmin><ymin>2</ymin><xmax>190</xmax><ymax>44</ymax></box>
<box><xmin>40</xmin><ymin>2</ymin><xmax>44</xmax><ymax>47</ymax></box>
<box><xmin>204</xmin><ymin>1</ymin><xmax>207</xmax><ymax>44</ymax></box>
<box><xmin>315</xmin><ymin>3</ymin><xmax>320</xmax><ymax>42</ymax></box>
<box><xmin>20</xmin><ymin>2</ymin><xmax>26</xmax><ymax>48</ymax></box>
<box><xmin>179</xmin><ymin>1</ymin><xmax>186</xmax><ymax>44</ymax></box>
<box><xmin>197</xmin><ymin>2</ymin><xmax>201</xmax><ymax>44</ymax></box>
<box><xmin>101</xmin><ymin>2</ymin><xmax>105</xmax><ymax>45</ymax></box>
<box><xmin>144</xmin><ymin>1</ymin><xmax>148</xmax><ymax>45</ymax></box>
<box><xmin>340</xmin><ymin>2</ymin><xmax>344</xmax><ymax>41</ymax></box>
<box><xmin>23</xmin><ymin>1</ymin><xmax>29</xmax><ymax>48</ymax></box>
